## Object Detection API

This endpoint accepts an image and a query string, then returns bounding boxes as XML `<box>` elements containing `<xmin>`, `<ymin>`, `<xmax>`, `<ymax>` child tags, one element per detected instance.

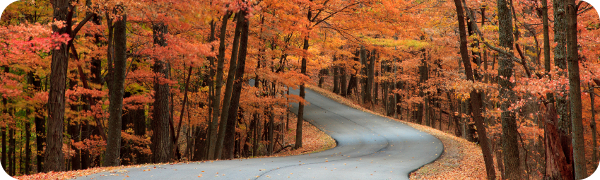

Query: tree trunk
<box><xmin>374</xmin><ymin>72</ymin><xmax>379</xmax><ymax>105</ymax></box>
<box><xmin>1</xmin><ymin>127</ymin><xmax>5</xmax><ymax>172</ymax></box>
<box><xmin>45</xmin><ymin>0</ymin><xmax>70</xmax><ymax>172</ymax></box>
<box><xmin>498</xmin><ymin>0</ymin><xmax>522</xmax><ymax>177</ymax></box>
<box><xmin>453</xmin><ymin>0</ymin><xmax>496</xmax><ymax>178</ymax></box>
<box><xmin>544</xmin><ymin>105</ymin><xmax>573</xmax><ymax>179</ymax></box>
<box><xmin>216</xmin><ymin>12</ymin><xmax>243</xmax><ymax>160</ymax></box>
<box><xmin>1</xmin><ymin>85</ymin><xmax>7</xmax><ymax>172</ymax></box>
<box><xmin>394</xmin><ymin>64</ymin><xmax>400</xmax><ymax>119</ymax></box>
<box><xmin>333</xmin><ymin>56</ymin><xmax>340</xmax><ymax>94</ymax></box>
<box><xmin>318</xmin><ymin>69</ymin><xmax>326</xmax><ymax>88</ymax></box>
<box><xmin>366</xmin><ymin>49</ymin><xmax>375</xmax><ymax>105</ymax></box>
<box><xmin>360</xmin><ymin>47</ymin><xmax>368</xmax><ymax>104</ymax></box>
<box><xmin>202</xmin><ymin>19</ymin><xmax>217</xmax><ymax>161</ymax></box>
<box><xmin>566</xmin><ymin>1</ymin><xmax>586</xmax><ymax>177</ymax></box>
<box><xmin>296</xmin><ymin>4</ymin><xmax>312</xmax><ymax>149</ymax></box>
<box><xmin>104</xmin><ymin>12</ymin><xmax>127</xmax><ymax>167</ymax></box>
<box><xmin>9</xmin><ymin>128</ymin><xmax>14</xmax><ymax>175</ymax></box>
<box><xmin>192</xmin><ymin>126</ymin><xmax>207</xmax><ymax>161</ymax></box>
<box><xmin>553</xmin><ymin>0</ymin><xmax>570</xmax><ymax>136</ymax></box>
<box><xmin>26</xmin><ymin>121</ymin><xmax>33</xmax><ymax>174</ymax></box>
<box><xmin>224</xmin><ymin>11</ymin><xmax>250</xmax><ymax>159</ymax></box>
<box><xmin>418</xmin><ymin>53</ymin><xmax>427</xmax><ymax>125</ymax></box>
<box><xmin>542</xmin><ymin>0</ymin><xmax>551</xmax><ymax>76</ymax></box>
<box><xmin>151</xmin><ymin>22</ymin><xmax>172</xmax><ymax>163</ymax></box>
<box><xmin>340</xmin><ymin>64</ymin><xmax>347</xmax><ymax>96</ymax></box>
<box><xmin>244</xmin><ymin>114</ymin><xmax>255</xmax><ymax>157</ymax></box>
<box><xmin>33</xmin><ymin>73</ymin><xmax>44</xmax><ymax>172</ymax></box>
<box><xmin>346</xmin><ymin>70</ymin><xmax>357</xmax><ymax>97</ymax></box>
<box><xmin>268</xmin><ymin>110</ymin><xmax>275</xmax><ymax>155</ymax></box>
<box><xmin>208</xmin><ymin>11</ymin><xmax>232</xmax><ymax>160</ymax></box>
<box><xmin>591</xmin><ymin>87</ymin><xmax>597</xmax><ymax>170</ymax></box>
<box><xmin>253</xmin><ymin>113</ymin><xmax>260</xmax><ymax>156</ymax></box>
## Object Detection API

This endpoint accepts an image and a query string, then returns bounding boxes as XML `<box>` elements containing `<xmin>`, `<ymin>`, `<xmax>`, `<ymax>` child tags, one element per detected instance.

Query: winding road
<box><xmin>75</xmin><ymin>88</ymin><xmax>443</xmax><ymax>180</ymax></box>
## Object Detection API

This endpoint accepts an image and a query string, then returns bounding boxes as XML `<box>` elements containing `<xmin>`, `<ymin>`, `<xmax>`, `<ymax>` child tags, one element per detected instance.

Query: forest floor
<box><xmin>306</xmin><ymin>84</ymin><xmax>492</xmax><ymax>179</ymax></box>
<box><xmin>14</xmin><ymin>111</ymin><xmax>336</xmax><ymax>180</ymax></box>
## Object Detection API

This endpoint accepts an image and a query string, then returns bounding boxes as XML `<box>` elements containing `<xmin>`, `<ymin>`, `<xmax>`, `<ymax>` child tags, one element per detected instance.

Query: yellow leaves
<box><xmin>360</xmin><ymin>36</ymin><xmax>430</xmax><ymax>50</ymax></box>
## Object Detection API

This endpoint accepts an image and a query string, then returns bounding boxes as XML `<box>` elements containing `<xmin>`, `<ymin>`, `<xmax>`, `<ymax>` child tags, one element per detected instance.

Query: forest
<box><xmin>0</xmin><ymin>0</ymin><xmax>600</xmax><ymax>179</ymax></box>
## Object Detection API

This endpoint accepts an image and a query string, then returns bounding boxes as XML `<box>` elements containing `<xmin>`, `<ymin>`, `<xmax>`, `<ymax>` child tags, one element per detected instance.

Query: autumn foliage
<box><xmin>0</xmin><ymin>0</ymin><xmax>599</xmax><ymax>179</ymax></box>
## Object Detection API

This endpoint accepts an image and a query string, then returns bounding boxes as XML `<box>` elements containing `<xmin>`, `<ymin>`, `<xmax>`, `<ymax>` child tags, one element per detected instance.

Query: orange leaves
<box><xmin>123</xmin><ymin>94</ymin><xmax>153</xmax><ymax>110</ymax></box>
<box><xmin>121</xmin><ymin>131</ymin><xmax>152</xmax><ymax>155</ymax></box>
<box><xmin>79</xmin><ymin>135</ymin><xmax>107</xmax><ymax>157</ymax></box>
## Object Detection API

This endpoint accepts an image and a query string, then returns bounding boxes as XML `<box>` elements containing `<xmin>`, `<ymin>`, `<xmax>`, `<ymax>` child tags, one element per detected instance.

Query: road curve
<box><xmin>74</xmin><ymin>88</ymin><xmax>443</xmax><ymax>180</ymax></box>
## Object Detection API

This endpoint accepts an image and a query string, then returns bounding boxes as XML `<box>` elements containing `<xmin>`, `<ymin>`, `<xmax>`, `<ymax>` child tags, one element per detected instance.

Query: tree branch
<box><xmin>462</xmin><ymin>1</ymin><xmax>529</xmax><ymax>72</ymax></box>
<box><xmin>71</xmin><ymin>14</ymin><xmax>94</xmax><ymax>37</ymax></box>
<box><xmin>312</xmin><ymin>2</ymin><xmax>360</xmax><ymax>26</ymax></box>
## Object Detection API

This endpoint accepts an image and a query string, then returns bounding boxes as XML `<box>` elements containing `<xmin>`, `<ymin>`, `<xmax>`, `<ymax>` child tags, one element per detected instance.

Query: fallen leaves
<box><xmin>406</xmin><ymin>123</ymin><xmax>489</xmax><ymax>180</ymax></box>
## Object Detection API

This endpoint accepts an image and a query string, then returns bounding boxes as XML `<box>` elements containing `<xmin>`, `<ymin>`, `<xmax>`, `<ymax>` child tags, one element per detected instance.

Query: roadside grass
<box><xmin>306</xmin><ymin>85</ymin><xmax>490</xmax><ymax>179</ymax></box>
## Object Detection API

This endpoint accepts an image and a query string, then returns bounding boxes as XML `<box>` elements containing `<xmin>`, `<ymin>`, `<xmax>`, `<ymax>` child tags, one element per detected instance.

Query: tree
<box><xmin>151</xmin><ymin>22</ymin><xmax>172</xmax><ymax>163</ymax></box>
<box><xmin>45</xmin><ymin>0</ymin><xmax>71</xmax><ymax>172</ymax></box>
<box><xmin>104</xmin><ymin>8</ymin><xmax>127</xmax><ymax>166</ymax></box>
<box><xmin>295</xmin><ymin>1</ymin><xmax>312</xmax><ymax>149</ymax></box>
<box><xmin>208</xmin><ymin>11</ymin><xmax>232</xmax><ymax>160</ymax></box>
<box><xmin>566</xmin><ymin>0</ymin><xmax>586</xmax><ymax>177</ymax></box>
<box><xmin>553</xmin><ymin>0</ymin><xmax>570</xmax><ymax>136</ymax></box>
<box><xmin>497</xmin><ymin>0</ymin><xmax>522</xmax><ymax>178</ymax></box>
<box><xmin>224</xmin><ymin>7</ymin><xmax>251</xmax><ymax>160</ymax></box>
<box><xmin>453</xmin><ymin>0</ymin><xmax>496</xmax><ymax>178</ymax></box>
<box><xmin>216</xmin><ymin>10</ymin><xmax>243</xmax><ymax>159</ymax></box>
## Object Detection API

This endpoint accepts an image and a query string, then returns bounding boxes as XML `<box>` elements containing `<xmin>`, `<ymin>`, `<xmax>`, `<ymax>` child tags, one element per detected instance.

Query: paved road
<box><xmin>75</xmin><ymin>88</ymin><xmax>443</xmax><ymax>180</ymax></box>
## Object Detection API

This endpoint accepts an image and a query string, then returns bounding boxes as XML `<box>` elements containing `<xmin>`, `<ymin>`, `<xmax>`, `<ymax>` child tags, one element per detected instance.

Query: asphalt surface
<box><xmin>74</xmin><ymin>88</ymin><xmax>443</xmax><ymax>180</ymax></box>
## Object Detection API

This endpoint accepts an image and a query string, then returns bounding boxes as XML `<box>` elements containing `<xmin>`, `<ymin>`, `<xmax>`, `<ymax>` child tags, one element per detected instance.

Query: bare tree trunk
<box><xmin>346</xmin><ymin>72</ymin><xmax>357</xmax><ymax>97</ymax></box>
<box><xmin>1</xmin><ymin>126</ymin><xmax>5</xmax><ymax>172</ymax></box>
<box><xmin>340</xmin><ymin>64</ymin><xmax>347</xmax><ymax>96</ymax></box>
<box><xmin>360</xmin><ymin>47</ymin><xmax>367</xmax><ymax>104</ymax></box>
<box><xmin>333</xmin><ymin>56</ymin><xmax>340</xmax><ymax>94</ymax></box>
<box><xmin>544</xmin><ymin>105</ymin><xmax>573</xmax><ymax>179</ymax></box>
<box><xmin>208</xmin><ymin>11</ymin><xmax>232</xmax><ymax>160</ymax></box>
<box><xmin>542</xmin><ymin>0</ymin><xmax>551</xmax><ymax>76</ymax></box>
<box><xmin>268</xmin><ymin>110</ymin><xmax>275</xmax><ymax>155</ymax></box>
<box><xmin>24</xmin><ymin>121</ymin><xmax>30</xmax><ymax>175</ymax></box>
<box><xmin>553</xmin><ymin>0</ymin><xmax>570</xmax><ymax>136</ymax></box>
<box><xmin>104</xmin><ymin>12</ymin><xmax>127</xmax><ymax>167</ymax></box>
<box><xmin>498</xmin><ymin>0</ymin><xmax>522</xmax><ymax>177</ymax></box>
<box><xmin>151</xmin><ymin>22</ymin><xmax>172</xmax><ymax>163</ymax></box>
<box><xmin>216</xmin><ymin>12</ymin><xmax>243</xmax><ymax>159</ymax></box>
<box><xmin>295</xmin><ymin>4</ymin><xmax>312</xmax><ymax>149</ymax></box>
<box><xmin>45</xmin><ymin>0</ymin><xmax>70</xmax><ymax>172</ymax></box>
<box><xmin>318</xmin><ymin>69</ymin><xmax>326</xmax><ymax>88</ymax></box>
<box><xmin>374</xmin><ymin>71</ymin><xmax>379</xmax><ymax>105</ymax></box>
<box><xmin>591</xmin><ymin>86</ymin><xmax>598</xmax><ymax>170</ymax></box>
<box><xmin>252</xmin><ymin>113</ymin><xmax>260</xmax><ymax>156</ymax></box>
<box><xmin>224</xmin><ymin>11</ymin><xmax>250</xmax><ymax>159</ymax></box>
<box><xmin>366</xmin><ymin>49</ymin><xmax>375</xmax><ymax>106</ymax></box>
<box><xmin>453</xmin><ymin>1</ymin><xmax>496</xmax><ymax>178</ymax></box>
<box><xmin>9</xmin><ymin>128</ymin><xmax>14</xmax><ymax>175</ymax></box>
<box><xmin>201</xmin><ymin>19</ymin><xmax>217</xmax><ymax>161</ymax></box>
<box><xmin>566</xmin><ymin>0</ymin><xmax>586</xmax><ymax>177</ymax></box>
<box><xmin>418</xmin><ymin>52</ymin><xmax>427</xmax><ymax>125</ymax></box>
